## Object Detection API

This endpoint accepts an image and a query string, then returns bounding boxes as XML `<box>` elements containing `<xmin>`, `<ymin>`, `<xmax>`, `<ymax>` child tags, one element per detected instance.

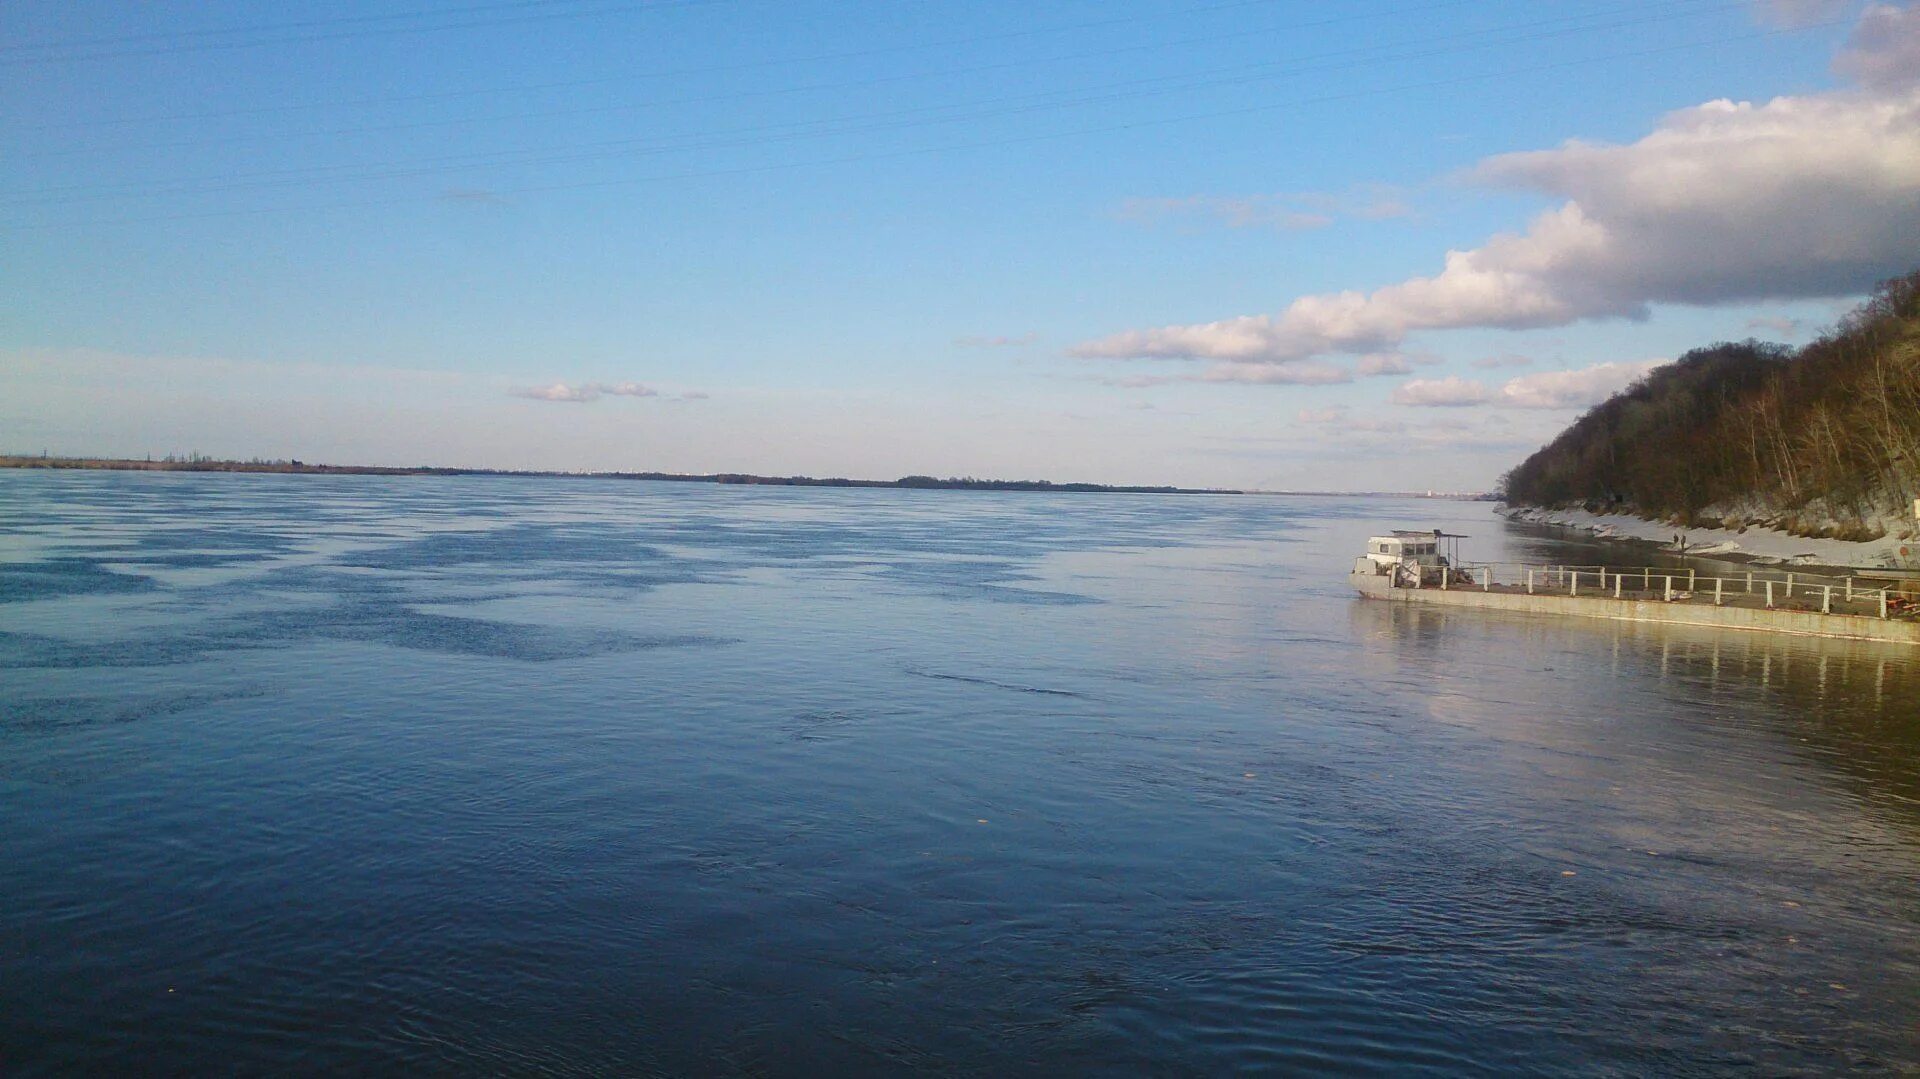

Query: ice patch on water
<box><xmin>0</xmin><ymin>558</ymin><xmax>157</xmax><ymax>603</ymax></box>
<box><xmin>0</xmin><ymin>686</ymin><xmax>268</xmax><ymax>734</ymax></box>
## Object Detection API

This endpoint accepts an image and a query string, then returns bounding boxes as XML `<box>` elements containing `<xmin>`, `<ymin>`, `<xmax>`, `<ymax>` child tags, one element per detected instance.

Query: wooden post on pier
<box><xmin>1766</xmin><ymin>580</ymin><xmax>1774</xmax><ymax>607</ymax></box>
<box><xmin>1787</xmin><ymin>573</ymin><xmax>1795</xmax><ymax>596</ymax></box>
<box><xmin>1746</xmin><ymin>571</ymin><xmax>1753</xmax><ymax>593</ymax></box>
<box><xmin>1822</xmin><ymin>585</ymin><xmax>1832</xmax><ymax>614</ymax></box>
<box><xmin>1483</xmin><ymin>567</ymin><xmax>1491</xmax><ymax>592</ymax></box>
<box><xmin>1845</xmin><ymin>577</ymin><xmax>1854</xmax><ymax>601</ymax></box>
<box><xmin>1570</xmin><ymin>571</ymin><xmax>1578</xmax><ymax>596</ymax></box>
<box><xmin>1715</xmin><ymin>578</ymin><xmax>1723</xmax><ymax>606</ymax></box>
<box><xmin>1526</xmin><ymin>569</ymin><xmax>1534</xmax><ymax>594</ymax></box>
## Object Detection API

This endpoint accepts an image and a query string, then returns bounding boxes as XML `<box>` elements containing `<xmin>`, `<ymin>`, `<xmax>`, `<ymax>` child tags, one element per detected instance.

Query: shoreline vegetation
<box><xmin>0</xmin><ymin>454</ymin><xmax>1237</xmax><ymax>495</ymax></box>
<box><xmin>1500</xmin><ymin>271</ymin><xmax>1920</xmax><ymax>543</ymax></box>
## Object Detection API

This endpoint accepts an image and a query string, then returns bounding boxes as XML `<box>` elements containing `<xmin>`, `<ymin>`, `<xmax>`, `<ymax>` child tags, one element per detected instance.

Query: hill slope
<box><xmin>1501</xmin><ymin>271</ymin><xmax>1920</xmax><ymax>540</ymax></box>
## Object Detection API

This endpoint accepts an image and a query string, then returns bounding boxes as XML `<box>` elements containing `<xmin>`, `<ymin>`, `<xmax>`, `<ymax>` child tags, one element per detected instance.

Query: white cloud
<box><xmin>1112</xmin><ymin>365</ymin><xmax>1350</xmax><ymax>388</ymax></box>
<box><xmin>1744</xmin><ymin>315</ymin><xmax>1804</xmax><ymax>337</ymax></box>
<box><xmin>1470</xmin><ymin>353</ymin><xmax>1534</xmax><ymax>369</ymax></box>
<box><xmin>1393</xmin><ymin>359</ymin><xmax>1662</xmax><ymax>409</ymax></box>
<box><xmin>1356</xmin><ymin>353</ymin><xmax>1413</xmax><ymax>377</ymax></box>
<box><xmin>1836</xmin><ymin>4</ymin><xmax>1920</xmax><ymax>91</ymax></box>
<box><xmin>511</xmin><ymin>380</ymin><xmax>662</xmax><ymax>403</ymax></box>
<box><xmin>1115</xmin><ymin>186</ymin><xmax>1412</xmax><ymax>233</ymax></box>
<box><xmin>954</xmin><ymin>332</ymin><xmax>1039</xmax><ymax>348</ymax></box>
<box><xmin>1495</xmin><ymin>360</ymin><xmax>1661</xmax><ymax>409</ymax></box>
<box><xmin>1751</xmin><ymin>0</ymin><xmax>1856</xmax><ymax>28</ymax></box>
<box><xmin>1112</xmin><ymin>361</ymin><xmax>1355</xmax><ymax>388</ymax></box>
<box><xmin>1268</xmin><ymin>407</ymin><xmax>1542</xmax><ymax>451</ymax></box>
<box><xmin>512</xmin><ymin>382</ymin><xmax>598</xmax><ymax>402</ymax></box>
<box><xmin>1119</xmin><ymin>195</ymin><xmax>1331</xmax><ymax>231</ymax></box>
<box><xmin>1074</xmin><ymin>13</ymin><xmax>1920</xmax><ymax>369</ymax></box>
<box><xmin>1393</xmin><ymin>376</ymin><xmax>1494</xmax><ymax>407</ymax></box>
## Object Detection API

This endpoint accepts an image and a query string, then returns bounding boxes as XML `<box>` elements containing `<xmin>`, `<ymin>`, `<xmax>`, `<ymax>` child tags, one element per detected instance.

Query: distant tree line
<box><xmin>610</xmin><ymin>472</ymin><xmax>1204</xmax><ymax>494</ymax></box>
<box><xmin>1501</xmin><ymin>270</ymin><xmax>1920</xmax><ymax>537</ymax></box>
<box><xmin>0</xmin><ymin>456</ymin><xmax>1226</xmax><ymax>495</ymax></box>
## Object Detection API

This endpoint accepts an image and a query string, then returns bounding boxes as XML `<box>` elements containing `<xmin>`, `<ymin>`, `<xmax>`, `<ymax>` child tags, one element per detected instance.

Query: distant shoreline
<box><xmin>0</xmin><ymin>455</ymin><xmax>1237</xmax><ymax>495</ymax></box>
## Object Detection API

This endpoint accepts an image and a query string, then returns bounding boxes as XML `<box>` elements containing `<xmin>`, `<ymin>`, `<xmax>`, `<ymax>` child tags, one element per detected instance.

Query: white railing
<box><xmin>1407</xmin><ymin>561</ymin><xmax>1920</xmax><ymax>620</ymax></box>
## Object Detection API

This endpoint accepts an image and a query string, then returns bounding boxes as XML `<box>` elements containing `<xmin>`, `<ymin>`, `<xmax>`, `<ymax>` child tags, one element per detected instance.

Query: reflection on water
<box><xmin>1354</xmin><ymin>601</ymin><xmax>1920</xmax><ymax>815</ymax></box>
<box><xmin>2</xmin><ymin>472</ymin><xmax>1917</xmax><ymax>1074</ymax></box>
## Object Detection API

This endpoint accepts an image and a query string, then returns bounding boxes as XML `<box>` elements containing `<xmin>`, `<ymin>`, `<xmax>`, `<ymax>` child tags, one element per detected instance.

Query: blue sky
<box><xmin>3</xmin><ymin>0</ymin><xmax>1915</xmax><ymax>489</ymax></box>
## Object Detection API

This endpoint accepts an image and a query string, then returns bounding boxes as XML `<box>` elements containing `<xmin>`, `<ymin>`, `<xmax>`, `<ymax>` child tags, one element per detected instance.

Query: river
<box><xmin>3</xmin><ymin>471</ymin><xmax>1915</xmax><ymax>1073</ymax></box>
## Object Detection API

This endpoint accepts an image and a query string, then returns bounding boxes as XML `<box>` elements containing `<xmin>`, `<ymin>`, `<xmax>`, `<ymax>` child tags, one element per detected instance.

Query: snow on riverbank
<box><xmin>1498</xmin><ymin>505</ymin><xmax>1919</xmax><ymax>570</ymax></box>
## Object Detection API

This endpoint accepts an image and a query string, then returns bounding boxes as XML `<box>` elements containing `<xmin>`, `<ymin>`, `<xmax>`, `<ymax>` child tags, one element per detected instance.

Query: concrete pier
<box><xmin>1353</xmin><ymin>573</ymin><xmax>1920</xmax><ymax>646</ymax></box>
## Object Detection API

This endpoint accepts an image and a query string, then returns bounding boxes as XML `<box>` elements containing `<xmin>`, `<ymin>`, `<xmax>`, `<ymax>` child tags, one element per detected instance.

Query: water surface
<box><xmin>3</xmin><ymin>472</ymin><xmax>1917</xmax><ymax>1074</ymax></box>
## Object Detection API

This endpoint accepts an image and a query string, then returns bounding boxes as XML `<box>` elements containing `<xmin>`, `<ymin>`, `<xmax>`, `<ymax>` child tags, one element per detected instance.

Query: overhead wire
<box><xmin>461</xmin><ymin>15</ymin><xmax>1858</xmax><ymax>204</ymax></box>
<box><xmin>21</xmin><ymin>0</ymin><xmax>1303</xmax><ymax>130</ymax></box>
<box><xmin>6</xmin><ymin>0</ymin><xmax>1759</xmax><ymax>207</ymax></box>
<box><xmin>21</xmin><ymin>0</ymin><xmax>1491</xmax><ymax>158</ymax></box>
<box><xmin>5</xmin><ymin>16</ymin><xmax>1843</xmax><ymax>232</ymax></box>
<box><xmin>4</xmin><ymin>0</ymin><xmax>621</xmax><ymax>53</ymax></box>
<box><xmin>0</xmin><ymin>0</ymin><xmax>742</xmax><ymax>65</ymax></box>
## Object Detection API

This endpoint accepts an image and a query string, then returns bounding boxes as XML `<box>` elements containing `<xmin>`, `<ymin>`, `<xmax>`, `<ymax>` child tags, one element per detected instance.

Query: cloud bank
<box><xmin>1115</xmin><ymin>187</ymin><xmax>1412</xmax><ymax>233</ymax></box>
<box><xmin>954</xmin><ymin>332</ymin><xmax>1040</xmax><ymax>348</ymax></box>
<box><xmin>511</xmin><ymin>381</ymin><xmax>687</xmax><ymax>403</ymax></box>
<box><xmin>1393</xmin><ymin>360</ymin><xmax>1662</xmax><ymax>409</ymax></box>
<box><xmin>1836</xmin><ymin>4</ymin><xmax>1920</xmax><ymax>91</ymax></box>
<box><xmin>1075</xmin><ymin>13</ymin><xmax>1920</xmax><ymax>372</ymax></box>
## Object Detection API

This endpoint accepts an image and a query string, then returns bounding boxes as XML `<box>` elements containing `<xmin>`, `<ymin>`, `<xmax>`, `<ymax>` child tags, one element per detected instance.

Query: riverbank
<box><xmin>0</xmin><ymin>456</ymin><xmax>1237</xmax><ymax>495</ymax></box>
<box><xmin>1499</xmin><ymin>504</ymin><xmax>1919</xmax><ymax>572</ymax></box>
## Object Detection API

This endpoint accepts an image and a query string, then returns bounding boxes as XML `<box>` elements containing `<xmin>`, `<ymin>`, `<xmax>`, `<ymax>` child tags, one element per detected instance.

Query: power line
<box><xmin>0</xmin><ymin>17</ymin><xmax>1842</xmax><ymax>231</ymax></box>
<box><xmin>5</xmin><ymin>0</ymin><xmax>1749</xmax><ymax>207</ymax></box>
<box><xmin>22</xmin><ymin>0</ymin><xmax>1491</xmax><ymax>158</ymax></box>
<box><xmin>4</xmin><ymin>0</ymin><xmax>605</xmax><ymax>52</ymax></box>
<box><xmin>0</xmin><ymin>0</ymin><xmax>740</xmax><ymax>65</ymax></box>
<box><xmin>21</xmin><ymin>0</ymin><xmax>1300</xmax><ymax>129</ymax></box>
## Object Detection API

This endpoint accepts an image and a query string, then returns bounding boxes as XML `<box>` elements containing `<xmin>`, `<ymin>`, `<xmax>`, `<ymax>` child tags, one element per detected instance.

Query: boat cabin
<box><xmin>1362</xmin><ymin>531</ymin><xmax>1448</xmax><ymax>570</ymax></box>
<box><xmin>1353</xmin><ymin>529</ymin><xmax>1468</xmax><ymax>586</ymax></box>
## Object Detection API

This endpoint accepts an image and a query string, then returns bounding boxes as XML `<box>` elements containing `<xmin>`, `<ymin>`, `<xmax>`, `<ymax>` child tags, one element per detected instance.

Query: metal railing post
<box><xmin>1483</xmin><ymin>567</ymin><xmax>1491</xmax><ymax>592</ymax></box>
<box><xmin>1615</xmin><ymin>574</ymin><xmax>1623</xmax><ymax>599</ymax></box>
<box><xmin>1664</xmin><ymin>576</ymin><xmax>1673</xmax><ymax>602</ymax></box>
<box><xmin>1687</xmin><ymin>569</ymin><xmax>1696</xmax><ymax>589</ymax></box>
<box><xmin>1766</xmin><ymin>580</ymin><xmax>1774</xmax><ymax>607</ymax></box>
<box><xmin>1822</xmin><ymin>585</ymin><xmax>1832</xmax><ymax>614</ymax></box>
<box><xmin>1882</xmin><ymin>590</ymin><xmax>1889</xmax><ymax>619</ymax></box>
<box><xmin>1745</xmin><ymin>571</ymin><xmax>1753</xmax><ymax>593</ymax></box>
<box><xmin>1570</xmin><ymin>571</ymin><xmax>1578</xmax><ymax>596</ymax></box>
<box><xmin>1715</xmin><ymin>578</ymin><xmax>1723</xmax><ymax>606</ymax></box>
<box><xmin>1846</xmin><ymin>576</ymin><xmax>1854</xmax><ymax>601</ymax></box>
<box><xmin>1526</xmin><ymin>569</ymin><xmax>1534</xmax><ymax>594</ymax></box>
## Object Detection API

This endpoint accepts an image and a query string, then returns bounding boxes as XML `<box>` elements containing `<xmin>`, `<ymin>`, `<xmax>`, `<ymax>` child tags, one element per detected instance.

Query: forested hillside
<box><xmin>1501</xmin><ymin>271</ymin><xmax>1920</xmax><ymax>538</ymax></box>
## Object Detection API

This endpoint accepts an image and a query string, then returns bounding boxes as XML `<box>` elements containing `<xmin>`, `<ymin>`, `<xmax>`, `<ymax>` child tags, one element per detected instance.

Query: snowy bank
<box><xmin>1497</xmin><ymin>505</ymin><xmax>1920</xmax><ymax>571</ymax></box>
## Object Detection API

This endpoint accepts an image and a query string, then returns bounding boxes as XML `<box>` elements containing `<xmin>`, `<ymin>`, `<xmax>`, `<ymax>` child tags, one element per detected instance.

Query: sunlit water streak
<box><xmin>3</xmin><ymin>472</ymin><xmax>1917</xmax><ymax>1074</ymax></box>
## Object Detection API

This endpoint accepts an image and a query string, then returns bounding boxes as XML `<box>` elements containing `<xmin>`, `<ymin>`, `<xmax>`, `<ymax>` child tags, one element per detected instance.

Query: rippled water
<box><xmin>4</xmin><ymin>472</ymin><xmax>1918</xmax><ymax>1074</ymax></box>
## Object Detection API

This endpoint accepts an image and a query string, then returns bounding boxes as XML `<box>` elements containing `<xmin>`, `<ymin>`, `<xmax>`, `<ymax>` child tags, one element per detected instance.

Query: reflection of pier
<box><xmin>1352</xmin><ymin>532</ymin><xmax>1920</xmax><ymax>645</ymax></box>
<box><xmin>1351</xmin><ymin>599</ymin><xmax>1920</xmax><ymax>813</ymax></box>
